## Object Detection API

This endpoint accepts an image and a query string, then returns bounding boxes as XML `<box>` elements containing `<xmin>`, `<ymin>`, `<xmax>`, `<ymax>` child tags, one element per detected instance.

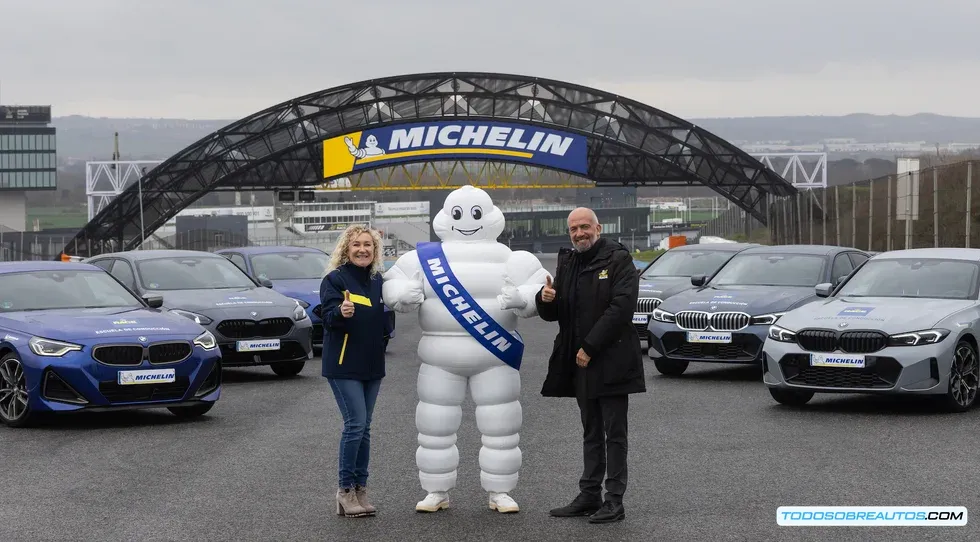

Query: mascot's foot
<box><xmin>488</xmin><ymin>492</ymin><xmax>520</xmax><ymax>513</ymax></box>
<box><xmin>416</xmin><ymin>492</ymin><xmax>450</xmax><ymax>513</ymax></box>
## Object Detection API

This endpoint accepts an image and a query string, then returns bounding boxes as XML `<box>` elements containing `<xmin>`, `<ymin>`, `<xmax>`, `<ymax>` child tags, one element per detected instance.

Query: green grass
<box><xmin>634</xmin><ymin>249</ymin><xmax>665</xmax><ymax>261</ymax></box>
<box><xmin>26</xmin><ymin>207</ymin><xmax>88</xmax><ymax>230</ymax></box>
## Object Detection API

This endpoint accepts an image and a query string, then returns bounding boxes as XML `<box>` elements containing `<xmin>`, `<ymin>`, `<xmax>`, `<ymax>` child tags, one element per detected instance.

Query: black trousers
<box><xmin>576</xmin><ymin>393</ymin><xmax>629</xmax><ymax>503</ymax></box>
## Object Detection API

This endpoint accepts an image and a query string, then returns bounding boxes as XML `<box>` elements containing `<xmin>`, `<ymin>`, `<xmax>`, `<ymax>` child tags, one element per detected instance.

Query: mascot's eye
<box><xmin>471</xmin><ymin>206</ymin><xmax>483</xmax><ymax>220</ymax></box>
<box><xmin>451</xmin><ymin>206</ymin><xmax>462</xmax><ymax>220</ymax></box>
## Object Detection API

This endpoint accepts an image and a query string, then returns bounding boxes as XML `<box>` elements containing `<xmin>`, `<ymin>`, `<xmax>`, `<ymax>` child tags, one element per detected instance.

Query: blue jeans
<box><xmin>328</xmin><ymin>378</ymin><xmax>382</xmax><ymax>489</ymax></box>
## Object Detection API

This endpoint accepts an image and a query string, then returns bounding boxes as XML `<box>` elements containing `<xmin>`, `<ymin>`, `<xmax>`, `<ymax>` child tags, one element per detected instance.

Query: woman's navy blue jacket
<box><xmin>319</xmin><ymin>262</ymin><xmax>386</xmax><ymax>381</ymax></box>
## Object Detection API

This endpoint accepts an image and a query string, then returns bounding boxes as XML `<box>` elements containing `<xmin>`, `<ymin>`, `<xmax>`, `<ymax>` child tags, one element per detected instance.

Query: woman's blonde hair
<box><xmin>326</xmin><ymin>225</ymin><xmax>385</xmax><ymax>276</ymax></box>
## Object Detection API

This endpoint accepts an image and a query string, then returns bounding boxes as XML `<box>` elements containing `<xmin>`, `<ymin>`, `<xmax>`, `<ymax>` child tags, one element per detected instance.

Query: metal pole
<box><xmin>821</xmin><ymin>188</ymin><xmax>827</xmax><ymax>245</ymax></box>
<box><xmin>967</xmin><ymin>162</ymin><xmax>973</xmax><ymax>248</ymax></box>
<box><xmin>933</xmin><ymin>167</ymin><xmax>939</xmax><ymax>247</ymax></box>
<box><xmin>835</xmin><ymin>185</ymin><xmax>841</xmax><ymax>245</ymax></box>
<box><xmin>138</xmin><ymin>173</ymin><xmax>145</xmax><ymax>249</ymax></box>
<box><xmin>868</xmin><ymin>180</ymin><xmax>873</xmax><ymax>251</ymax></box>
<box><xmin>905</xmin><ymin>172</ymin><xmax>912</xmax><ymax>249</ymax></box>
<box><xmin>886</xmin><ymin>175</ymin><xmax>892</xmax><ymax>251</ymax></box>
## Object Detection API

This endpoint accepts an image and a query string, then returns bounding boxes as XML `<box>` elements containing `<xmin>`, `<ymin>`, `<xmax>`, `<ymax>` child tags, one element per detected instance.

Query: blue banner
<box><xmin>416</xmin><ymin>241</ymin><xmax>524</xmax><ymax>371</ymax></box>
<box><xmin>323</xmin><ymin>120</ymin><xmax>589</xmax><ymax>179</ymax></box>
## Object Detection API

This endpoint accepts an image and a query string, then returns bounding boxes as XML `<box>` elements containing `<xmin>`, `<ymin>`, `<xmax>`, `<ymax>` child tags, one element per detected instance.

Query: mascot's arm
<box><xmin>500</xmin><ymin>250</ymin><xmax>552</xmax><ymax>318</ymax></box>
<box><xmin>381</xmin><ymin>251</ymin><xmax>424</xmax><ymax>313</ymax></box>
<box><xmin>319</xmin><ymin>272</ymin><xmax>348</xmax><ymax>330</ymax></box>
<box><xmin>581</xmin><ymin>251</ymin><xmax>638</xmax><ymax>357</ymax></box>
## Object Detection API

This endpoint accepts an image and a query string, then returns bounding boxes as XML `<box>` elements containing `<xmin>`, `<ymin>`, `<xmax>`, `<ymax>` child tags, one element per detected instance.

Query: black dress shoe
<box><xmin>589</xmin><ymin>500</ymin><xmax>625</xmax><ymax>523</ymax></box>
<box><xmin>549</xmin><ymin>493</ymin><xmax>603</xmax><ymax>517</ymax></box>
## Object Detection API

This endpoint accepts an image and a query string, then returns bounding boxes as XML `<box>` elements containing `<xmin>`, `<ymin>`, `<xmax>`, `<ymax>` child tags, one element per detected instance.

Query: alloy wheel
<box><xmin>950</xmin><ymin>344</ymin><xmax>979</xmax><ymax>408</ymax></box>
<box><xmin>0</xmin><ymin>357</ymin><xmax>28</xmax><ymax>422</ymax></box>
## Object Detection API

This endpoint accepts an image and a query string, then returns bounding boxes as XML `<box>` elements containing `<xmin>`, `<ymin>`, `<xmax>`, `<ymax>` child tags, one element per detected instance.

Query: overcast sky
<box><xmin>3</xmin><ymin>0</ymin><xmax>978</xmax><ymax>119</ymax></box>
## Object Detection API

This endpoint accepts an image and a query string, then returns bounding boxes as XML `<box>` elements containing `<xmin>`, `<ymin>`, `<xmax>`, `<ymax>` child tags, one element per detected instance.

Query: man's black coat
<box><xmin>535</xmin><ymin>237</ymin><xmax>646</xmax><ymax>399</ymax></box>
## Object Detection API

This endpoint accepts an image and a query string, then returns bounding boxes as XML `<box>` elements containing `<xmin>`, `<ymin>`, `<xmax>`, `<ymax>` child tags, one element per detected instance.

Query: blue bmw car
<box><xmin>646</xmin><ymin>244</ymin><xmax>870</xmax><ymax>376</ymax></box>
<box><xmin>0</xmin><ymin>261</ymin><xmax>221</xmax><ymax>428</ymax></box>
<box><xmin>214</xmin><ymin>246</ymin><xmax>396</xmax><ymax>350</ymax></box>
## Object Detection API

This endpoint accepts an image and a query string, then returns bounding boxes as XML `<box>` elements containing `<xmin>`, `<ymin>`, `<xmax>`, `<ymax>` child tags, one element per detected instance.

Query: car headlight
<box><xmin>291</xmin><ymin>298</ymin><xmax>310</xmax><ymax>309</ymax></box>
<box><xmin>888</xmin><ymin>329</ymin><xmax>950</xmax><ymax>346</ymax></box>
<box><xmin>651</xmin><ymin>308</ymin><xmax>675</xmax><ymax>323</ymax></box>
<box><xmin>768</xmin><ymin>325</ymin><xmax>797</xmax><ymax>343</ymax></box>
<box><xmin>29</xmin><ymin>337</ymin><xmax>82</xmax><ymax>357</ymax></box>
<box><xmin>752</xmin><ymin>312</ymin><xmax>785</xmax><ymax>325</ymax></box>
<box><xmin>170</xmin><ymin>309</ymin><xmax>213</xmax><ymax>325</ymax></box>
<box><xmin>292</xmin><ymin>303</ymin><xmax>309</xmax><ymax>321</ymax></box>
<box><xmin>193</xmin><ymin>330</ymin><xmax>217</xmax><ymax>350</ymax></box>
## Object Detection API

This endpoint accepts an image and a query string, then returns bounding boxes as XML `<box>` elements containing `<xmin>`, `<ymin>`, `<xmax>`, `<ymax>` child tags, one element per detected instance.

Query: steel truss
<box><xmin>319</xmin><ymin>160</ymin><xmax>593</xmax><ymax>191</ymax></box>
<box><xmin>61</xmin><ymin>72</ymin><xmax>797</xmax><ymax>257</ymax></box>
<box><xmin>750</xmin><ymin>153</ymin><xmax>827</xmax><ymax>189</ymax></box>
<box><xmin>85</xmin><ymin>160</ymin><xmax>165</xmax><ymax>220</ymax></box>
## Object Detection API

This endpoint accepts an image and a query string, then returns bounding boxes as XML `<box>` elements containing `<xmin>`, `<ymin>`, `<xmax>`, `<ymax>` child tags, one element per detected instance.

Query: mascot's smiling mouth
<box><xmin>453</xmin><ymin>226</ymin><xmax>483</xmax><ymax>236</ymax></box>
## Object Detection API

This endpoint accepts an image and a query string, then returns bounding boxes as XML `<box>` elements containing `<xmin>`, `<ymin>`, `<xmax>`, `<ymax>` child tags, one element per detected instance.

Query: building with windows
<box><xmin>0</xmin><ymin>105</ymin><xmax>57</xmax><ymax>230</ymax></box>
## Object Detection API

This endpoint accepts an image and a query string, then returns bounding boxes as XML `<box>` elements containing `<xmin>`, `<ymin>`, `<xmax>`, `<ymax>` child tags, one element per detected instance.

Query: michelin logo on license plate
<box><xmin>810</xmin><ymin>353</ymin><xmax>866</xmax><ymax>368</ymax></box>
<box><xmin>687</xmin><ymin>332</ymin><xmax>732</xmax><ymax>343</ymax></box>
<box><xmin>237</xmin><ymin>339</ymin><xmax>281</xmax><ymax>352</ymax></box>
<box><xmin>118</xmin><ymin>368</ymin><xmax>176</xmax><ymax>386</ymax></box>
<box><xmin>632</xmin><ymin>313</ymin><xmax>649</xmax><ymax>324</ymax></box>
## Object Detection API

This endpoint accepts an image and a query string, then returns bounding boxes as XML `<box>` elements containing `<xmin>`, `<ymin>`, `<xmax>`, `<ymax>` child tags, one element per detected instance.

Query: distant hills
<box><xmin>51</xmin><ymin>113</ymin><xmax>980</xmax><ymax>162</ymax></box>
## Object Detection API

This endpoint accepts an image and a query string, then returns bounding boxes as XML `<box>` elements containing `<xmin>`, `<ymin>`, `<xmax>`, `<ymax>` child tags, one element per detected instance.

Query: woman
<box><xmin>320</xmin><ymin>225</ymin><xmax>388</xmax><ymax>518</ymax></box>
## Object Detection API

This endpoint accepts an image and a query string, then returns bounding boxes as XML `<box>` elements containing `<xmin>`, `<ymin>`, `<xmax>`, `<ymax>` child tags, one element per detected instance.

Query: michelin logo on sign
<box><xmin>322</xmin><ymin>121</ymin><xmax>589</xmax><ymax>179</ymax></box>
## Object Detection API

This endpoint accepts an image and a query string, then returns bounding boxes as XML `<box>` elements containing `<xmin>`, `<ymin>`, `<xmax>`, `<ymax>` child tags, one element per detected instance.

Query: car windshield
<box><xmin>836</xmin><ymin>258</ymin><xmax>980</xmax><ymax>300</ymax></box>
<box><xmin>249</xmin><ymin>252</ymin><xmax>328</xmax><ymax>280</ymax></box>
<box><xmin>641</xmin><ymin>250</ymin><xmax>735</xmax><ymax>278</ymax></box>
<box><xmin>0</xmin><ymin>270</ymin><xmax>143</xmax><ymax>312</ymax></box>
<box><xmin>708</xmin><ymin>253</ymin><xmax>827</xmax><ymax>287</ymax></box>
<box><xmin>136</xmin><ymin>256</ymin><xmax>256</xmax><ymax>290</ymax></box>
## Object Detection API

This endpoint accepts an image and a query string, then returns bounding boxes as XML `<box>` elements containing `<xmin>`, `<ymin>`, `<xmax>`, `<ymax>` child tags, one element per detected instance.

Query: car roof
<box><xmin>0</xmin><ymin>261</ymin><xmax>102</xmax><ymax>274</ymax></box>
<box><xmin>870</xmin><ymin>247</ymin><xmax>980</xmax><ymax>262</ymax></box>
<box><xmin>89</xmin><ymin>249</ymin><xmax>225</xmax><ymax>262</ymax></box>
<box><xmin>738</xmin><ymin>244</ymin><xmax>863</xmax><ymax>257</ymax></box>
<box><xmin>670</xmin><ymin>242</ymin><xmax>759</xmax><ymax>253</ymax></box>
<box><xmin>215</xmin><ymin>245</ymin><xmax>326</xmax><ymax>255</ymax></box>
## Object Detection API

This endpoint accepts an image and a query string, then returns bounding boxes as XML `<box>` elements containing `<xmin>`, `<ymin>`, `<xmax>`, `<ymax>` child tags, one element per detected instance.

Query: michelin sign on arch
<box><xmin>322</xmin><ymin>120</ymin><xmax>589</xmax><ymax>178</ymax></box>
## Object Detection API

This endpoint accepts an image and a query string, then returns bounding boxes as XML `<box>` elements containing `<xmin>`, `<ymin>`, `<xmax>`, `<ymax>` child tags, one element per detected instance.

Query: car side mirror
<box><xmin>833</xmin><ymin>274</ymin><xmax>847</xmax><ymax>287</ymax></box>
<box><xmin>815</xmin><ymin>283</ymin><xmax>833</xmax><ymax>298</ymax></box>
<box><xmin>259</xmin><ymin>277</ymin><xmax>273</xmax><ymax>288</ymax></box>
<box><xmin>142</xmin><ymin>294</ymin><xmax>164</xmax><ymax>308</ymax></box>
<box><xmin>690</xmin><ymin>274</ymin><xmax>707</xmax><ymax>287</ymax></box>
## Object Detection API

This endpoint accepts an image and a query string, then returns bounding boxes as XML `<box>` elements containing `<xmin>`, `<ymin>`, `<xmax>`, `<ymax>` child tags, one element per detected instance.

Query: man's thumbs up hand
<box><xmin>341</xmin><ymin>290</ymin><xmax>355</xmax><ymax>318</ymax></box>
<box><xmin>540</xmin><ymin>275</ymin><xmax>556</xmax><ymax>303</ymax></box>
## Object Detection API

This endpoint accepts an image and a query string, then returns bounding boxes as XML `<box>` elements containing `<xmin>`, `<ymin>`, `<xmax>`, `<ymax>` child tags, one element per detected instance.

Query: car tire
<box><xmin>271</xmin><ymin>360</ymin><xmax>306</xmax><ymax>377</ymax></box>
<box><xmin>768</xmin><ymin>387</ymin><xmax>814</xmax><ymax>407</ymax></box>
<box><xmin>942</xmin><ymin>340</ymin><xmax>980</xmax><ymax>413</ymax></box>
<box><xmin>0</xmin><ymin>352</ymin><xmax>35</xmax><ymax>428</ymax></box>
<box><xmin>167</xmin><ymin>402</ymin><xmax>214</xmax><ymax>419</ymax></box>
<box><xmin>653</xmin><ymin>358</ymin><xmax>689</xmax><ymax>376</ymax></box>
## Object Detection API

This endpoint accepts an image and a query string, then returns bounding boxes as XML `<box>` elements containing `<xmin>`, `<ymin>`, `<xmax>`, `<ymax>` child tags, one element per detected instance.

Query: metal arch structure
<box><xmin>60</xmin><ymin>71</ymin><xmax>798</xmax><ymax>258</ymax></box>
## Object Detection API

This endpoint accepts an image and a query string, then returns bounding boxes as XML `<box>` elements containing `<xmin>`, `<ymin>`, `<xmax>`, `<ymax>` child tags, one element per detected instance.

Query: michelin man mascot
<box><xmin>382</xmin><ymin>185</ymin><xmax>550</xmax><ymax>514</ymax></box>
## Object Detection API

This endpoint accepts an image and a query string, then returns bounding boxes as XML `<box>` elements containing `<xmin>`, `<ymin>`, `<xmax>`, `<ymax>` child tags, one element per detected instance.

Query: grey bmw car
<box><xmin>634</xmin><ymin>243</ymin><xmax>759</xmax><ymax>339</ymax></box>
<box><xmin>647</xmin><ymin>244</ymin><xmax>870</xmax><ymax>376</ymax></box>
<box><xmin>764</xmin><ymin>247</ymin><xmax>980</xmax><ymax>412</ymax></box>
<box><xmin>85</xmin><ymin>250</ymin><xmax>314</xmax><ymax>377</ymax></box>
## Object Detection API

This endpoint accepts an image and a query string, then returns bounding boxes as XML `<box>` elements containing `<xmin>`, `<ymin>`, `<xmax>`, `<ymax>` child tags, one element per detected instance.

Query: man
<box><xmin>534</xmin><ymin>207</ymin><xmax>645</xmax><ymax>524</ymax></box>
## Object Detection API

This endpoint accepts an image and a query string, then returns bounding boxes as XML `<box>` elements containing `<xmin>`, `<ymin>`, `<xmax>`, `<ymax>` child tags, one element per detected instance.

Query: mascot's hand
<box><xmin>497</xmin><ymin>276</ymin><xmax>526</xmax><ymax>310</ymax></box>
<box><xmin>401</xmin><ymin>269</ymin><xmax>425</xmax><ymax>306</ymax></box>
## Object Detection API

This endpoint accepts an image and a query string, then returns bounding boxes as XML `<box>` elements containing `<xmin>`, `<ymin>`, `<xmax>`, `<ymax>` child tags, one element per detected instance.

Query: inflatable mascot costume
<box><xmin>382</xmin><ymin>185</ymin><xmax>550</xmax><ymax>514</ymax></box>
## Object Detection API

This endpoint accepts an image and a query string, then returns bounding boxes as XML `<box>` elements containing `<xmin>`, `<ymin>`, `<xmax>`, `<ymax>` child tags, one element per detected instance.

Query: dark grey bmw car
<box><xmin>646</xmin><ymin>244</ymin><xmax>870</xmax><ymax>376</ymax></box>
<box><xmin>85</xmin><ymin>250</ymin><xmax>314</xmax><ymax>377</ymax></box>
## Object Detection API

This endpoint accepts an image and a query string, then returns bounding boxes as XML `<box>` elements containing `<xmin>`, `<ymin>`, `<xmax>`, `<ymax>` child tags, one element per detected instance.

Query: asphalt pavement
<box><xmin>2</xmin><ymin>254</ymin><xmax>979</xmax><ymax>541</ymax></box>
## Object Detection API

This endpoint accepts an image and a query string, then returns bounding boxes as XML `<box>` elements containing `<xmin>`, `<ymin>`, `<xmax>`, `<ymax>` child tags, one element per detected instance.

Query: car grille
<box><xmin>98</xmin><ymin>376</ymin><xmax>190</xmax><ymax>403</ymax></box>
<box><xmin>218</xmin><ymin>340</ymin><xmax>309</xmax><ymax>366</ymax></box>
<box><xmin>674</xmin><ymin>311</ymin><xmax>750</xmax><ymax>331</ymax></box>
<box><xmin>93</xmin><ymin>345</ymin><xmax>143</xmax><ymax>366</ymax></box>
<box><xmin>42</xmin><ymin>370</ymin><xmax>88</xmax><ymax>404</ymax></box>
<box><xmin>778</xmin><ymin>354</ymin><xmax>901</xmax><ymax>389</ymax></box>
<box><xmin>659</xmin><ymin>331</ymin><xmax>762</xmax><ymax>361</ymax></box>
<box><xmin>92</xmin><ymin>342</ymin><xmax>193</xmax><ymax>366</ymax></box>
<box><xmin>796</xmin><ymin>329</ymin><xmax>888</xmax><ymax>354</ymax></box>
<box><xmin>636</xmin><ymin>297</ymin><xmax>662</xmax><ymax>313</ymax></box>
<box><xmin>148</xmin><ymin>342</ymin><xmax>193</xmax><ymax>364</ymax></box>
<box><xmin>217</xmin><ymin>318</ymin><xmax>294</xmax><ymax>339</ymax></box>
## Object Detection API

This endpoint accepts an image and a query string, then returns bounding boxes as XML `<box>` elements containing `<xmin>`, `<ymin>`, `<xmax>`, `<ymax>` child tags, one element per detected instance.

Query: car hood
<box><xmin>637</xmin><ymin>276</ymin><xmax>696</xmax><ymax>301</ymax></box>
<box><xmin>660</xmin><ymin>285</ymin><xmax>818</xmax><ymax>316</ymax></box>
<box><xmin>0</xmin><ymin>307</ymin><xmax>204</xmax><ymax>342</ymax></box>
<box><xmin>779</xmin><ymin>297</ymin><xmax>976</xmax><ymax>333</ymax></box>
<box><xmin>271</xmin><ymin>279</ymin><xmax>322</xmax><ymax>306</ymax></box>
<box><xmin>155</xmin><ymin>287</ymin><xmax>297</xmax><ymax>316</ymax></box>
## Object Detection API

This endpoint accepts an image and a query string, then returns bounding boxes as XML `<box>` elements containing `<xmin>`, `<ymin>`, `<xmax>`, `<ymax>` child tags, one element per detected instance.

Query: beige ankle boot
<box><xmin>336</xmin><ymin>488</ymin><xmax>368</xmax><ymax>517</ymax></box>
<box><xmin>355</xmin><ymin>485</ymin><xmax>376</xmax><ymax>515</ymax></box>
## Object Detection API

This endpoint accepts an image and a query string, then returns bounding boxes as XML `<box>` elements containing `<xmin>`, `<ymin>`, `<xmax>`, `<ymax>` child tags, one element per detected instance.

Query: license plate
<box><xmin>687</xmin><ymin>331</ymin><xmax>732</xmax><ymax>343</ymax></box>
<box><xmin>810</xmin><ymin>353</ymin><xmax>866</xmax><ymax>368</ymax></box>
<box><xmin>237</xmin><ymin>339</ymin><xmax>281</xmax><ymax>352</ymax></box>
<box><xmin>632</xmin><ymin>313</ymin><xmax>649</xmax><ymax>324</ymax></box>
<box><xmin>117</xmin><ymin>368</ymin><xmax>176</xmax><ymax>386</ymax></box>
